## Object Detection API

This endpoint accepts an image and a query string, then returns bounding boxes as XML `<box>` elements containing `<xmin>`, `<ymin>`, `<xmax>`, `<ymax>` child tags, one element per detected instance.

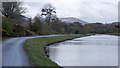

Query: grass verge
<box><xmin>107</xmin><ymin>33</ymin><xmax>120</xmax><ymax>36</ymax></box>
<box><xmin>111</xmin><ymin>33</ymin><xmax>120</xmax><ymax>36</ymax></box>
<box><xmin>23</xmin><ymin>34</ymin><xmax>91</xmax><ymax>66</ymax></box>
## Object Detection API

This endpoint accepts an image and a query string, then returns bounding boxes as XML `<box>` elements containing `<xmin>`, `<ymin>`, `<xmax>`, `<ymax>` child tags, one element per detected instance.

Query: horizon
<box><xmin>23</xmin><ymin>15</ymin><xmax>118</xmax><ymax>24</ymax></box>
<box><xmin>22</xmin><ymin>0</ymin><xmax>119</xmax><ymax>24</ymax></box>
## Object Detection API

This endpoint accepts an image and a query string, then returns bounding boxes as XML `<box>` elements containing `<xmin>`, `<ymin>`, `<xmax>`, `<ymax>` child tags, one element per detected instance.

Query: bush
<box><xmin>12</xmin><ymin>24</ymin><xmax>27</xmax><ymax>37</ymax></box>
<box><xmin>2</xmin><ymin>29</ymin><xmax>9</xmax><ymax>37</ymax></box>
<box><xmin>2</xmin><ymin>17</ymin><xmax>13</xmax><ymax>36</ymax></box>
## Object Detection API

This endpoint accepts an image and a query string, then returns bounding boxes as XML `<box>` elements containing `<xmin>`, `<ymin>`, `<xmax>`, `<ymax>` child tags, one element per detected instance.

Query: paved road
<box><xmin>2</xmin><ymin>35</ymin><xmax>63</xmax><ymax>66</ymax></box>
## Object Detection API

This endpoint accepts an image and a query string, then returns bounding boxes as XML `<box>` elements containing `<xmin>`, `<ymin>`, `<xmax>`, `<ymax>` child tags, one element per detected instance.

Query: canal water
<box><xmin>48</xmin><ymin>35</ymin><xmax>118</xmax><ymax>66</ymax></box>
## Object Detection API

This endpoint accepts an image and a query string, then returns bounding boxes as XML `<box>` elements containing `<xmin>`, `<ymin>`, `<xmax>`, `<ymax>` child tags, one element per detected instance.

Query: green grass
<box><xmin>23</xmin><ymin>35</ymin><xmax>90</xmax><ymax>66</ymax></box>
<box><xmin>107</xmin><ymin>33</ymin><xmax>120</xmax><ymax>36</ymax></box>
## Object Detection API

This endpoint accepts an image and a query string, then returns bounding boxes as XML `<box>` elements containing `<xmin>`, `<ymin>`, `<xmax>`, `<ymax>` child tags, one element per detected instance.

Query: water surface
<box><xmin>48</xmin><ymin>35</ymin><xmax>118</xmax><ymax>66</ymax></box>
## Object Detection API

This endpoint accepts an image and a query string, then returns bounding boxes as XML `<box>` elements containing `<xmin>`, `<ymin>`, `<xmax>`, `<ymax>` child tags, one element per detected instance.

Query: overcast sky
<box><xmin>23</xmin><ymin>0</ymin><xmax>119</xmax><ymax>23</ymax></box>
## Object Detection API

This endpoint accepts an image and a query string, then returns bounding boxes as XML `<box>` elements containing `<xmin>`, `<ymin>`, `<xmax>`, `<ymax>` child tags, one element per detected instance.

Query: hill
<box><xmin>59</xmin><ymin>17</ymin><xmax>89</xmax><ymax>25</ymax></box>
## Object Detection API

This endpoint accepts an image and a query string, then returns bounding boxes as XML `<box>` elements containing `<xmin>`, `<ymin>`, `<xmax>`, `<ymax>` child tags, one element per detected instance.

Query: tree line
<box><xmin>1</xmin><ymin>2</ymin><xmax>120</xmax><ymax>37</ymax></box>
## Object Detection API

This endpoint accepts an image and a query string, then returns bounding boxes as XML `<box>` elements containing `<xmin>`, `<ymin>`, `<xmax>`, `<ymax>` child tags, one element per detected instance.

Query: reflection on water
<box><xmin>48</xmin><ymin>35</ymin><xmax>118</xmax><ymax>66</ymax></box>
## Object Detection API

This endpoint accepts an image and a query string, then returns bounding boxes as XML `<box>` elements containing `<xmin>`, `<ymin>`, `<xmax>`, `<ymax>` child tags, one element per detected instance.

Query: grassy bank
<box><xmin>23</xmin><ymin>35</ymin><xmax>90</xmax><ymax>66</ymax></box>
<box><xmin>106</xmin><ymin>33</ymin><xmax>120</xmax><ymax>36</ymax></box>
<box><xmin>110</xmin><ymin>33</ymin><xmax>120</xmax><ymax>36</ymax></box>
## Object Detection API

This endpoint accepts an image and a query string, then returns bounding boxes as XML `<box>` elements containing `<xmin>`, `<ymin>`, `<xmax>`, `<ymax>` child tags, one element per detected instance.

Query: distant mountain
<box><xmin>59</xmin><ymin>17</ymin><xmax>89</xmax><ymax>25</ymax></box>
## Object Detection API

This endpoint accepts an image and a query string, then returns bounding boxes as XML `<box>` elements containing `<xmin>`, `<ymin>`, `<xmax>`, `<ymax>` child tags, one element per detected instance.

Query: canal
<box><xmin>48</xmin><ymin>35</ymin><xmax>118</xmax><ymax>66</ymax></box>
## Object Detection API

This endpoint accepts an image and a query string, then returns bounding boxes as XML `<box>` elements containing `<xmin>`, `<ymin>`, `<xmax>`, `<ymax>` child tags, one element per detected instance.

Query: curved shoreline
<box><xmin>44</xmin><ymin>36</ymin><xmax>85</xmax><ymax>57</ymax></box>
<box><xmin>23</xmin><ymin>35</ymin><xmax>91</xmax><ymax>66</ymax></box>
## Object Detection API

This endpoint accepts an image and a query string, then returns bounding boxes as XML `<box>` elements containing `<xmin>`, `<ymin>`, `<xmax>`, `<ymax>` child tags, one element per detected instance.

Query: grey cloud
<box><xmin>23</xmin><ymin>0</ymin><xmax>118</xmax><ymax>23</ymax></box>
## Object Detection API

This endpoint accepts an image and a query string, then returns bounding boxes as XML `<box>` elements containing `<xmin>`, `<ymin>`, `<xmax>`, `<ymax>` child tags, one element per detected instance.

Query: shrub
<box><xmin>2</xmin><ymin>17</ymin><xmax>14</xmax><ymax>36</ymax></box>
<box><xmin>2</xmin><ymin>29</ymin><xmax>9</xmax><ymax>37</ymax></box>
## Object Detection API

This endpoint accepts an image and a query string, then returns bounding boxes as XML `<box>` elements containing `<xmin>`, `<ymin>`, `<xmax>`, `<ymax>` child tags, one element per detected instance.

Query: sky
<box><xmin>22</xmin><ymin>0</ymin><xmax>120</xmax><ymax>23</ymax></box>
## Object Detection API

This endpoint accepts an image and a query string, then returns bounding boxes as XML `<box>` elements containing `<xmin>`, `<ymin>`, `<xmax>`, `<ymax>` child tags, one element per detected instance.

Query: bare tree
<box><xmin>1</xmin><ymin>2</ymin><xmax>26</xmax><ymax>18</ymax></box>
<box><xmin>41</xmin><ymin>3</ymin><xmax>56</xmax><ymax>25</ymax></box>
